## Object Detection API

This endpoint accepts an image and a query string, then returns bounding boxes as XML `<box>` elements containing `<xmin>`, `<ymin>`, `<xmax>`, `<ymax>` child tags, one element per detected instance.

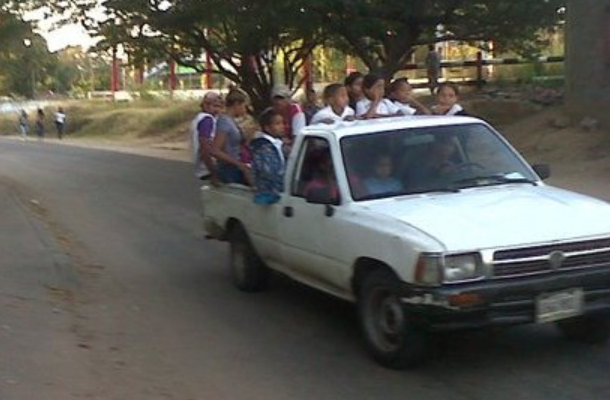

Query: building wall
<box><xmin>566</xmin><ymin>0</ymin><xmax>610</xmax><ymax>124</ymax></box>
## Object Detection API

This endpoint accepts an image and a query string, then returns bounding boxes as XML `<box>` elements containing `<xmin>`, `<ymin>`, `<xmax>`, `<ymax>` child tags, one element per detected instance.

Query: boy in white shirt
<box><xmin>310</xmin><ymin>84</ymin><xmax>355</xmax><ymax>125</ymax></box>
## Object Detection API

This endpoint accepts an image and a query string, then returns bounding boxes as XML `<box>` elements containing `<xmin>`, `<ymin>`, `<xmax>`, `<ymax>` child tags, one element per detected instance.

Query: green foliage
<box><xmin>84</xmin><ymin>0</ymin><xmax>324</xmax><ymax>112</ymax></box>
<box><xmin>302</xmin><ymin>0</ymin><xmax>566</xmax><ymax>78</ymax></box>
<box><xmin>64</xmin><ymin>0</ymin><xmax>566</xmax><ymax>100</ymax></box>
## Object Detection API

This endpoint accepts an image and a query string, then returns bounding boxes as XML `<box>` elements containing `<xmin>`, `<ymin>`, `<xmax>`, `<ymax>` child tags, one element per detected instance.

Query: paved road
<box><xmin>1</xmin><ymin>138</ymin><xmax>609</xmax><ymax>400</ymax></box>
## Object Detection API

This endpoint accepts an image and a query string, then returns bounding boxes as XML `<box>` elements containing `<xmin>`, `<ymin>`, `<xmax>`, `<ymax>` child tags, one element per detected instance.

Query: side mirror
<box><xmin>532</xmin><ymin>164</ymin><xmax>551</xmax><ymax>180</ymax></box>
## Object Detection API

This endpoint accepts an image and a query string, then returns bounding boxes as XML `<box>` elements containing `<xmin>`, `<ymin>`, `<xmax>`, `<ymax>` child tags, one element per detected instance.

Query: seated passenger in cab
<box><xmin>363</xmin><ymin>154</ymin><xmax>404</xmax><ymax>196</ymax></box>
<box><xmin>251</xmin><ymin>109</ymin><xmax>286</xmax><ymax>205</ymax></box>
<box><xmin>302</xmin><ymin>149</ymin><xmax>340</xmax><ymax>204</ymax></box>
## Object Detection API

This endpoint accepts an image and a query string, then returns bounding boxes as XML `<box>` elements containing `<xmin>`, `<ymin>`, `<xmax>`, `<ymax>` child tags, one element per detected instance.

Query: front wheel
<box><xmin>358</xmin><ymin>269</ymin><xmax>428</xmax><ymax>369</ymax></box>
<box><xmin>229</xmin><ymin>225</ymin><xmax>268</xmax><ymax>292</ymax></box>
<box><xmin>556</xmin><ymin>313</ymin><xmax>610</xmax><ymax>344</ymax></box>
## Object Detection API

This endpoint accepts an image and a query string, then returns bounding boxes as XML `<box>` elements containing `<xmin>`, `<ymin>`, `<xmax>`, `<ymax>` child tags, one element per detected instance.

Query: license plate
<box><xmin>536</xmin><ymin>288</ymin><xmax>584</xmax><ymax>324</ymax></box>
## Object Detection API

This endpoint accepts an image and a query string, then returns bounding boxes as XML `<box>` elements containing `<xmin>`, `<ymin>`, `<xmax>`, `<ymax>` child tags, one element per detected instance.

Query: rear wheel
<box><xmin>358</xmin><ymin>269</ymin><xmax>427</xmax><ymax>369</ymax></box>
<box><xmin>229</xmin><ymin>225</ymin><xmax>268</xmax><ymax>292</ymax></box>
<box><xmin>556</xmin><ymin>313</ymin><xmax>610</xmax><ymax>344</ymax></box>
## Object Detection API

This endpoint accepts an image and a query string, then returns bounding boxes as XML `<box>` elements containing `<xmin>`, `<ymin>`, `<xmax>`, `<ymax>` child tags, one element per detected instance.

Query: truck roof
<box><xmin>301</xmin><ymin>115</ymin><xmax>486</xmax><ymax>140</ymax></box>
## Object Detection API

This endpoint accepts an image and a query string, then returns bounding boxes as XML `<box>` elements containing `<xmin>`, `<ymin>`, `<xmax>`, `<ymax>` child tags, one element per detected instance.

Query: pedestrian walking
<box><xmin>18</xmin><ymin>110</ymin><xmax>29</xmax><ymax>140</ymax></box>
<box><xmin>35</xmin><ymin>108</ymin><xmax>45</xmax><ymax>140</ymax></box>
<box><xmin>425</xmin><ymin>44</ymin><xmax>442</xmax><ymax>95</ymax></box>
<box><xmin>54</xmin><ymin>107</ymin><xmax>66</xmax><ymax>139</ymax></box>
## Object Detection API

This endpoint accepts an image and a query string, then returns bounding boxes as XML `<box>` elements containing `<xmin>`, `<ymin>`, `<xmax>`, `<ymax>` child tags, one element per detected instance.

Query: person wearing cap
<box><xmin>191</xmin><ymin>91</ymin><xmax>222</xmax><ymax>185</ymax></box>
<box><xmin>270</xmin><ymin>85</ymin><xmax>306</xmax><ymax>149</ymax></box>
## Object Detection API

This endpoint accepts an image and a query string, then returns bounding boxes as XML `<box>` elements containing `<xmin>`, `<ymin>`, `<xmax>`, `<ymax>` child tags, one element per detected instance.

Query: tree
<box><xmin>81</xmin><ymin>0</ymin><xmax>322</xmax><ymax>112</ymax></box>
<box><xmin>0</xmin><ymin>9</ymin><xmax>48</xmax><ymax>97</ymax></box>
<box><xmin>303</xmin><ymin>0</ymin><xmax>566</xmax><ymax>78</ymax></box>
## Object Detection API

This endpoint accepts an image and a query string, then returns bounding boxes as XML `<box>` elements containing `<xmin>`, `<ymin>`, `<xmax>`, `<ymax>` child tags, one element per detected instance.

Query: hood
<box><xmin>360</xmin><ymin>185</ymin><xmax>610</xmax><ymax>252</ymax></box>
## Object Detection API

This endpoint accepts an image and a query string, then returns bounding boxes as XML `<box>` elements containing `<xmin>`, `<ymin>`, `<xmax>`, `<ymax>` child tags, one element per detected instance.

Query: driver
<box><xmin>408</xmin><ymin>136</ymin><xmax>460</xmax><ymax>187</ymax></box>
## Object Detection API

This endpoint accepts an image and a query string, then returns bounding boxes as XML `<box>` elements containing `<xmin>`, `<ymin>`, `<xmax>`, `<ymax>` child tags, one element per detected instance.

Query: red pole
<box><xmin>136</xmin><ymin>66</ymin><xmax>144</xmax><ymax>86</ymax></box>
<box><xmin>111</xmin><ymin>46</ymin><xmax>119</xmax><ymax>100</ymax></box>
<box><xmin>205</xmin><ymin>51</ymin><xmax>212</xmax><ymax>89</ymax></box>
<box><xmin>476</xmin><ymin>51</ymin><xmax>484</xmax><ymax>90</ymax></box>
<box><xmin>169</xmin><ymin>60</ymin><xmax>177</xmax><ymax>97</ymax></box>
<box><xmin>304</xmin><ymin>54</ymin><xmax>313</xmax><ymax>93</ymax></box>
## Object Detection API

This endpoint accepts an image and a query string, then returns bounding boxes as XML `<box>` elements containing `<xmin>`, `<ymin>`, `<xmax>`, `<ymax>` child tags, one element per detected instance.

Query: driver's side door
<box><xmin>279</xmin><ymin>136</ymin><xmax>343</xmax><ymax>286</ymax></box>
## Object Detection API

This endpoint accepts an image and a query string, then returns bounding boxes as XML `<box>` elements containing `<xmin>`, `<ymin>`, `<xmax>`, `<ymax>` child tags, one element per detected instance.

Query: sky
<box><xmin>43</xmin><ymin>23</ymin><xmax>98</xmax><ymax>52</ymax></box>
<box><xmin>26</xmin><ymin>7</ymin><xmax>101</xmax><ymax>52</ymax></box>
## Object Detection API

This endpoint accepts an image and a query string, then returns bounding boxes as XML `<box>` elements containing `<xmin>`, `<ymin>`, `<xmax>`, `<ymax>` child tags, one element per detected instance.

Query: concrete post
<box><xmin>565</xmin><ymin>0</ymin><xmax>610</xmax><ymax>125</ymax></box>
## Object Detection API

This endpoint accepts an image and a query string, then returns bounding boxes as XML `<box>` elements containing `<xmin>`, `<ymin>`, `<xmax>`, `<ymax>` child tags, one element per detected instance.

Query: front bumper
<box><xmin>401</xmin><ymin>267</ymin><xmax>610</xmax><ymax>330</ymax></box>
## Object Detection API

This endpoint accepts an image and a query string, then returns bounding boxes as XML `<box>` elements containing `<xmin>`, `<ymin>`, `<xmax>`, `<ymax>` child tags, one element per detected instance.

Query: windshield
<box><xmin>341</xmin><ymin>123</ymin><xmax>538</xmax><ymax>201</ymax></box>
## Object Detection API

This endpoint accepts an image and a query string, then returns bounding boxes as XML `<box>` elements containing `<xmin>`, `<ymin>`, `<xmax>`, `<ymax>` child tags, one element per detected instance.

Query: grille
<box><xmin>492</xmin><ymin>239</ymin><xmax>610</xmax><ymax>279</ymax></box>
<box><xmin>494</xmin><ymin>238</ymin><xmax>610</xmax><ymax>261</ymax></box>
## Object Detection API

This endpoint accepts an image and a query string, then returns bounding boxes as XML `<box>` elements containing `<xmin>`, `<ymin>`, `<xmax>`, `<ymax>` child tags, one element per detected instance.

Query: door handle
<box><xmin>283</xmin><ymin>206</ymin><xmax>294</xmax><ymax>218</ymax></box>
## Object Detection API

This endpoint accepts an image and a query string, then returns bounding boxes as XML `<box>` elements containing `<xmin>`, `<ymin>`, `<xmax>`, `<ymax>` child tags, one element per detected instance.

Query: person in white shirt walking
<box><xmin>54</xmin><ymin>107</ymin><xmax>66</xmax><ymax>139</ymax></box>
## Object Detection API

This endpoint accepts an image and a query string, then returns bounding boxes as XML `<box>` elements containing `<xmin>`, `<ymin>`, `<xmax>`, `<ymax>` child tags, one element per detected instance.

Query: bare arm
<box><xmin>211</xmin><ymin>129</ymin><xmax>252</xmax><ymax>185</ymax></box>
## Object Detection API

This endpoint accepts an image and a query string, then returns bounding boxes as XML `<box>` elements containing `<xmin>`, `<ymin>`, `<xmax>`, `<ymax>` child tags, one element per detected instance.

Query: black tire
<box><xmin>229</xmin><ymin>225</ymin><xmax>268</xmax><ymax>292</ymax></box>
<box><xmin>556</xmin><ymin>313</ymin><xmax>610</xmax><ymax>345</ymax></box>
<box><xmin>358</xmin><ymin>269</ymin><xmax>428</xmax><ymax>369</ymax></box>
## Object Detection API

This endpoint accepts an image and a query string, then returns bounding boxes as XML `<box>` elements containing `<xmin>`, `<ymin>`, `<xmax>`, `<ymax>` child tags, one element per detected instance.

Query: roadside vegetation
<box><xmin>0</xmin><ymin>99</ymin><xmax>197</xmax><ymax>140</ymax></box>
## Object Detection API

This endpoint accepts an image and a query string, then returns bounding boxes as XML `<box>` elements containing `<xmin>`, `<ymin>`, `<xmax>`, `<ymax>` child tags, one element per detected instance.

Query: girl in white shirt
<box><xmin>431</xmin><ymin>82</ymin><xmax>469</xmax><ymax>116</ymax></box>
<box><xmin>355</xmin><ymin>74</ymin><xmax>402</xmax><ymax>119</ymax></box>
<box><xmin>389</xmin><ymin>78</ymin><xmax>430</xmax><ymax>116</ymax></box>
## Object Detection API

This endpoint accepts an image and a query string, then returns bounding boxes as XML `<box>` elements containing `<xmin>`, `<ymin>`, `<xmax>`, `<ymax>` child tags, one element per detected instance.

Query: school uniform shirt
<box><xmin>55</xmin><ymin>111</ymin><xmax>66</xmax><ymax>124</ymax></box>
<box><xmin>310</xmin><ymin>105</ymin><xmax>355</xmax><ymax>125</ymax></box>
<box><xmin>356</xmin><ymin>98</ymin><xmax>401</xmax><ymax>117</ymax></box>
<box><xmin>433</xmin><ymin>103</ymin><xmax>468</xmax><ymax>116</ymax></box>
<box><xmin>394</xmin><ymin>101</ymin><xmax>417</xmax><ymax>116</ymax></box>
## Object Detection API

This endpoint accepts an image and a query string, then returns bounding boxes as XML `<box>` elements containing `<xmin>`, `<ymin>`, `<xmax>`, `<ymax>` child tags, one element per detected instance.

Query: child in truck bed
<box><xmin>251</xmin><ymin>109</ymin><xmax>286</xmax><ymax>205</ymax></box>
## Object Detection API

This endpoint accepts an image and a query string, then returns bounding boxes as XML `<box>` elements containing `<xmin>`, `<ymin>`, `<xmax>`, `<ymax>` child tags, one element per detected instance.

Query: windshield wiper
<box><xmin>452</xmin><ymin>174</ymin><xmax>537</xmax><ymax>189</ymax></box>
<box><xmin>406</xmin><ymin>187</ymin><xmax>461</xmax><ymax>195</ymax></box>
<box><xmin>357</xmin><ymin>187</ymin><xmax>459</xmax><ymax>201</ymax></box>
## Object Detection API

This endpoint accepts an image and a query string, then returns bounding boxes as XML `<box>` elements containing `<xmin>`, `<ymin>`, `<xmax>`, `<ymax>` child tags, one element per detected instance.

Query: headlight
<box><xmin>443</xmin><ymin>254</ymin><xmax>484</xmax><ymax>283</ymax></box>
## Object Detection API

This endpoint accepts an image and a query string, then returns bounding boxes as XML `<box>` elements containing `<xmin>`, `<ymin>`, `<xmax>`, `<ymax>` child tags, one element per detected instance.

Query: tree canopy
<box><xmin>2</xmin><ymin>0</ymin><xmax>566</xmax><ymax>103</ymax></box>
<box><xmin>306</xmin><ymin>0</ymin><xmax>566</xmax><ymax>77</ymax></box>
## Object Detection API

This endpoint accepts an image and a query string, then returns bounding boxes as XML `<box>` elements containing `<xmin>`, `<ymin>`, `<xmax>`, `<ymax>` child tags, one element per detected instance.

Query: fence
<box><xmin>404</xmin><ymin>52</ymin><xmax>565</xmax><ymax>89</ymax></box>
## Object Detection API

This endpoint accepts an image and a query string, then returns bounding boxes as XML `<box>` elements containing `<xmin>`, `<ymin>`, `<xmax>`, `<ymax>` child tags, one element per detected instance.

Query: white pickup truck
<box><xmin>202</xmin><ymin>116</ymin><xmax>610</xmax><ymax>369</ymax></box>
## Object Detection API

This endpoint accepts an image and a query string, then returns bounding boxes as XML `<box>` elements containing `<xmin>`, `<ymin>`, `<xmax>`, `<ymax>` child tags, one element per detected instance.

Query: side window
<box><xmin>291</xmin><ymin>138</ymin><xmax>339</xmax><ymax>202</ymax></box>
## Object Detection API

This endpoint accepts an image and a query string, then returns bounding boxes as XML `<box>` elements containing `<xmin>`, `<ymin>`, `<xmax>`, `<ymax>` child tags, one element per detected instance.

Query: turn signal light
<box><xmin>447</xmin><ymin>293</ymin><xmax>483</xmax><ymax>307</ymax></box>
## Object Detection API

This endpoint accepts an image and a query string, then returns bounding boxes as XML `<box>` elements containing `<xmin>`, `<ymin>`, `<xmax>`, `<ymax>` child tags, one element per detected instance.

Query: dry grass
<box><xmin>0</xmin><ymin>99</ymin><xmax>198</xmax><ymax>140</ymax></box>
